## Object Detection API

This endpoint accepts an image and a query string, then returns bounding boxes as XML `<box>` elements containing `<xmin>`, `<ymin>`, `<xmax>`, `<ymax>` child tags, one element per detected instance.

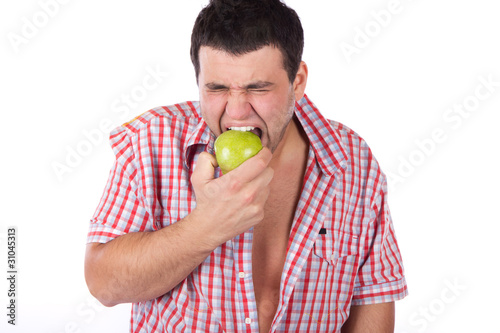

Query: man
<box><xmin>85</xmin><ymin>0</ymin><xmax>408</xmax><ymax>332</ymax></box>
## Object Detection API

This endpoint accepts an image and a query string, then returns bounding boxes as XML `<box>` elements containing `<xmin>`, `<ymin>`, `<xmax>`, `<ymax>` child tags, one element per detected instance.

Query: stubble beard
<box><xmin>267</xmin><ymin>89</ymin><xmax>296</xmax><ymax>154</ymax></box>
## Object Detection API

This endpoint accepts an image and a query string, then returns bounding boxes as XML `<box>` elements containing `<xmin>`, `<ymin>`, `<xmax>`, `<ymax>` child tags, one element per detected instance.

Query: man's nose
<box><xmin>225</xmin><ymin>92</ymin><xmax>252</xmax><ymax>120</ymax></box>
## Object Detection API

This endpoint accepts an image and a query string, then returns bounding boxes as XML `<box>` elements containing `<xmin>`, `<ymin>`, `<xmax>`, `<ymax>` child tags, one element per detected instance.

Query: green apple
<box><xmin>215</xmin><ymin>130</ymin><xmax>263</xmax><ymax>174</ymax></box>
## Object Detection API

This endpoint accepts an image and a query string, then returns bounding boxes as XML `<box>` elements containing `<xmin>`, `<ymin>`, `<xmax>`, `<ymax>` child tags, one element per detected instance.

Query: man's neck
<box><xmin>270</xmin><ymin>116</ymin><xmax>308</xmax><ymax>170</ymax></box>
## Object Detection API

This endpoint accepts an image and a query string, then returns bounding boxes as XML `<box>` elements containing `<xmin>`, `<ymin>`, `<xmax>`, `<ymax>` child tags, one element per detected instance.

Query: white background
<box><xmin>1</xmin><ymin>0</ymin><xmax>499</xmax><ymax>332</ymax></box>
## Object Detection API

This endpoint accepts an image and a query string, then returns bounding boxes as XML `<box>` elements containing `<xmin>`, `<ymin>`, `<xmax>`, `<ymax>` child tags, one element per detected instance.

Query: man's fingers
<box><xmin>259</xmin><ymin>164</ymin><xmax>274</xmax><ymax>187</ymax></box>
<box><xmin>230</xmin><ymin>147</ymin><xmax>273</xmax><ymax>183</ymax></box>
<box><xmin>192</xmin><ymin>152</ymin><xmax>217</xmax><ymax>186</ymax></box>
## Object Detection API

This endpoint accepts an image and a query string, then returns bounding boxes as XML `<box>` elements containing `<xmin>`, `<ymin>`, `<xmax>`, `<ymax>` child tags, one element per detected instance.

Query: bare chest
<box><xmin>252</xmin><ymin>170</ymin><xmax>304</xmax><ymax>331</ymax></box>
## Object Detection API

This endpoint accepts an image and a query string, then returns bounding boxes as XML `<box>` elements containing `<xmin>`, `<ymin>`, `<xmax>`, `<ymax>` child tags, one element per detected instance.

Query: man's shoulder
<box><xmin>118</xmin><ymin>101</ymin><xmax>201</xmax><ymax>134</ymax></box>
<box><xmin>328</xmin><ymin>119</ymin><xmax>372</xmax><ymax>154</ymax></box>
<box><xmin>328</xmin><ymin>119</ymin><xmax>357</xmax><ymax>138</ymax></box>
<box><xmin>106</xmin><ymin>101</ymin><xmax>206</xmax><ymax>155</ymax></box>
<box><xmin>330</xmin><ymin>119</ymin><xmax>387</xmax><ymax>190</ymax></box>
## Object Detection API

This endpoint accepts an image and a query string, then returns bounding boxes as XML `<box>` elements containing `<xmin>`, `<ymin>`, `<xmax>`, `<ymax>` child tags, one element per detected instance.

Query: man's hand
<box><xmin>190</xmin><ymin>148</ymin><xmax>274</xmax><ymax>248</ymax></box>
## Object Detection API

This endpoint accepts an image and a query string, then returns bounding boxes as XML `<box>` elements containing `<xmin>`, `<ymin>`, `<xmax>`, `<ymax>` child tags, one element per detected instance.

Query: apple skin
<box><xmin>215</xmin><ymin>130</ymin><xmax>263</xmax><ymax>174</ymax></box>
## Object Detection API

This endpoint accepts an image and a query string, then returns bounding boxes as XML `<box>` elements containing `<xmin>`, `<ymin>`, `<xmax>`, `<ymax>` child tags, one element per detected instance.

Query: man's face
<box><xmin>198</xmin><ymin>46</ymin><xmax>297</xmax><ymax>153</ymax></box>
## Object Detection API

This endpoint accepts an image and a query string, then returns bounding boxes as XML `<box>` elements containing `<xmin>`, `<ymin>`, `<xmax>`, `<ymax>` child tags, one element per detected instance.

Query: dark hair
<box><xmin>190</xmin><ymin>0</ymin><xmax>304</xmax><ymax>83</ymax></box>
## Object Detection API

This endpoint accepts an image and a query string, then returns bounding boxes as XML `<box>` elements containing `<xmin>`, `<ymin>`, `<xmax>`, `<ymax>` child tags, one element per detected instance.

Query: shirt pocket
<box><xmin>313</xmin><ymin>230</ymin><xmax>360</xmax><ymax>266</ymax></box>
<box><xmin>310</xmin><ymin>230</ymin><xmax>361</xmax><ymax>327</ymax></box>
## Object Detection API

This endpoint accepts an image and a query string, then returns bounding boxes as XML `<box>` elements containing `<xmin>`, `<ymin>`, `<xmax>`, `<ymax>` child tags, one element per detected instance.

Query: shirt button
<box><xmin>245</xmin><ymin>318</ymin><xmax>252</xmax><ymax>324</ymax></box>
<box><xmin>238</xmin><ymin>272</ymin><xmax>245</xmax><ymax>278</ymax></box>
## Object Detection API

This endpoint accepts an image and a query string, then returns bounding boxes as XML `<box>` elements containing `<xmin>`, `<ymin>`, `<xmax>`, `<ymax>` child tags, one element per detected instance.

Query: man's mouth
<box><xmin>227</xmin><ymin>126</ymin><xmax>263</xmax><ymax>139</ymax></box>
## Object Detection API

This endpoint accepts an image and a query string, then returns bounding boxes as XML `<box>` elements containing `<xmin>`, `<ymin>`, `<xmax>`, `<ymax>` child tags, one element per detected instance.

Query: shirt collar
<box><xmin>184</xmin><ymin>102</ymin><xmax>215</xmax><ymax>169</ymax></box>
<box><xmin>295</xmin><ymin>94</ymin><xmax>348</xmax><ymax>176</ymax></box>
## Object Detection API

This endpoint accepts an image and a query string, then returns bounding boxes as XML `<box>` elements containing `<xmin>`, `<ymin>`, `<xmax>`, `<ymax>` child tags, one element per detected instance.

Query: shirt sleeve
<box><xmin>86</xmin><ymin>126</ymin><xmax>154</xmax><ymax>244</ymax></box>
<box><xmin>351</xmin><ymin>176</ymin><xmax>408</xmax><ymax>305</ymax></box>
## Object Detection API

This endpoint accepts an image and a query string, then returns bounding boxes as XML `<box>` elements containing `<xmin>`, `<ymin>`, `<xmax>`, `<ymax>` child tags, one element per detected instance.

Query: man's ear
<box><xmin>293</xmin><ymin>61</ymin><xmax>308</xmax><ymax>101</ymax></box>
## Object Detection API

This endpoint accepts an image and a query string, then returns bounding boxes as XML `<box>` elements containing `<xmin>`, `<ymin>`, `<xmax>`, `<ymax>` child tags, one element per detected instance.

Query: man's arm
<box><xmin>341</xmin><ymin>302</ymin><xmax>395</xmax><ymax>333</ymax></box>
<box><xmin>85</xmin><ymin>215</ymin><xmax>215</xmax><ymax>307</ymax></box>
<box><xmin>85</xmin><ymin>149</ymin><xmax>273</xmax><ymax>307</ymax></box>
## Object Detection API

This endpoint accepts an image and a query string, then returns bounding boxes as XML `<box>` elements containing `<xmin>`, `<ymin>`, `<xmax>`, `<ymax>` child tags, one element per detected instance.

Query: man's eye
<box><xmin>208</xmin><ymin>88</ymin><xmax>227</xmax><ymax>93</ymax></box>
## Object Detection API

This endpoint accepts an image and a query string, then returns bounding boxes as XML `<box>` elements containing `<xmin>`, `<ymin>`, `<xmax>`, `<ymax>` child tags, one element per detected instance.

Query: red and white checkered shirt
<box><xmin>88</xmin><ymin>95</ymin><xmax>408</xmax><ymax>332</ymax></box>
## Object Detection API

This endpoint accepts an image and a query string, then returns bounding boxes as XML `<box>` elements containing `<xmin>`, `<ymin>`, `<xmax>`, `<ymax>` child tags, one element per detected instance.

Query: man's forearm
<box><xmin>84</xmin><ymin>213</ymin><xmax>216</xmax><ymax>307</ymax></box>
<box><xmin>341</xmin><ymin>302</ymin><xmax>395</xmax><ymax>333</ymax></box>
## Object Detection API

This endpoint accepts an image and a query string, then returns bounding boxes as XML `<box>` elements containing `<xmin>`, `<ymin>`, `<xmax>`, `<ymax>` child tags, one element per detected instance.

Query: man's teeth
<box><xmin>228</xmin><ymin>126</ymin><xmax>255</xmax><ymax>132</ymax></box>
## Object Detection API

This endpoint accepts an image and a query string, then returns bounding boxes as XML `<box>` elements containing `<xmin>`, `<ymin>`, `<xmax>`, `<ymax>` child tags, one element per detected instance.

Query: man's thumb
<box><xmin>191</xmin><ymin>152</ymin><xmax>217</xmax><ymax>185</ymax></box>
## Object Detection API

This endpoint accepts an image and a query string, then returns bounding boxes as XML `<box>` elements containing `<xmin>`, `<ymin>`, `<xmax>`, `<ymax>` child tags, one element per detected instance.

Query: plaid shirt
<box><xmin>88</xmin><ymin>95</ymin><xmax>408</xmax><ymax>332</ymax></box>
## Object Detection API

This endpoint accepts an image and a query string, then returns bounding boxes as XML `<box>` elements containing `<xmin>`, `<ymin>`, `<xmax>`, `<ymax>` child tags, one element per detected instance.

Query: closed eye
<box><xmin>204</xmin><ymin>81</ymin><xmax>274</xmax><ymax>93</ymax></box>
<box><xmin>205</xmin><ymin>83</ymin><xmax>228</xmax><ymax>92</ymax></box>
<box><xmin>246</xmin><ymin>81</ymin><xmax>274</xmax><ymax>90</ymax></box>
